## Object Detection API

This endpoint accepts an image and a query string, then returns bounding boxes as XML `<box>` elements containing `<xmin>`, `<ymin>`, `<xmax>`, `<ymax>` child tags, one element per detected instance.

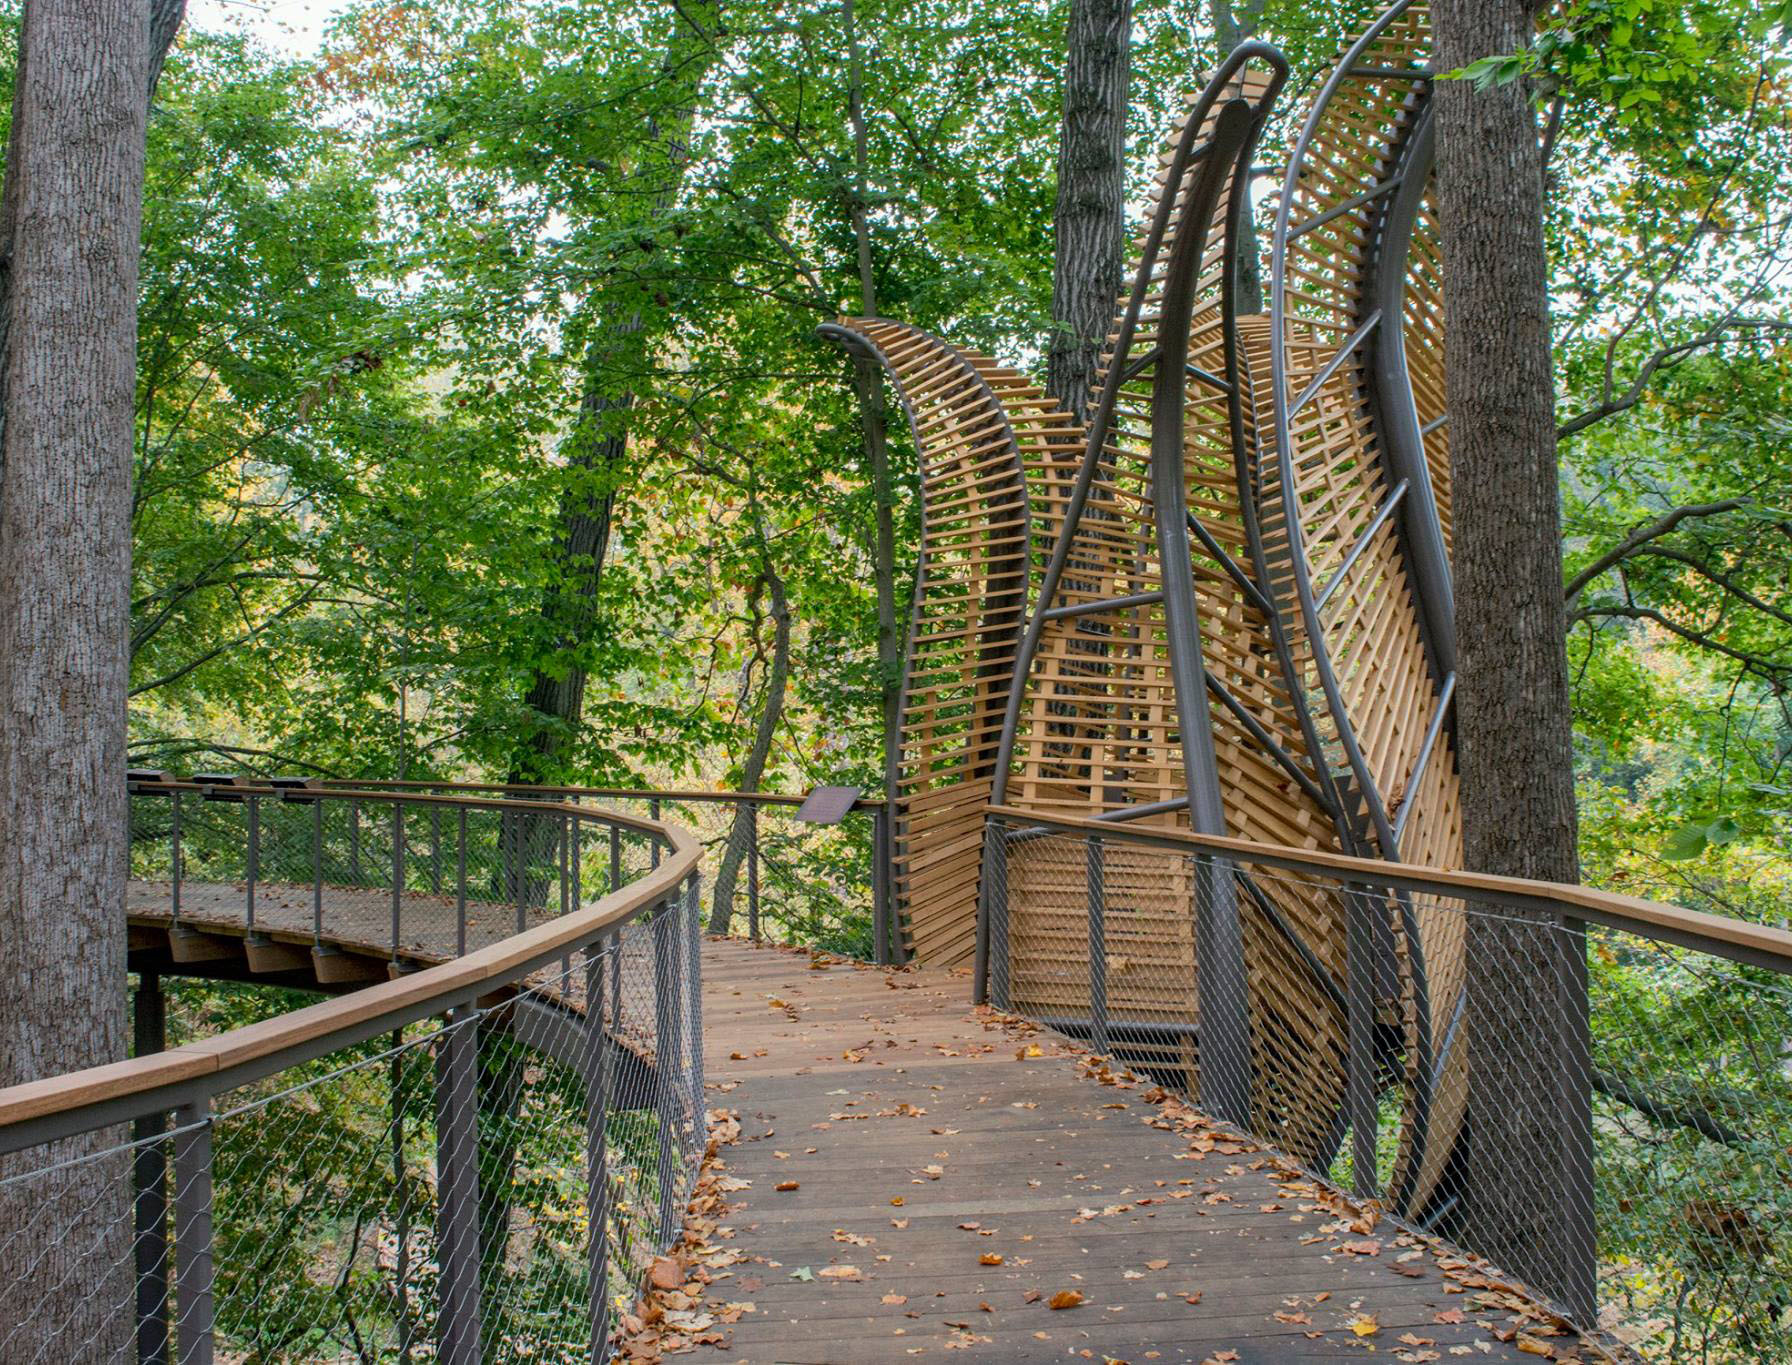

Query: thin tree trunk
<box><xmin>842</xmin><ymin>0</ymin><xmax>903</xmax><ymax>825</ymax></box>
<box><xmin>1046</xmin><ymin>0</ymin><xmax>1132</xmax><ymax>424</ymax></box>
<box><xmin>0</xmin><ymin>0</ymin><xmax>154</xmax><ymax>1353</ymax></box>
<box><xmin>709</xmin><ymin>568</ymin><xmax>791</xmax><ymax>935</ymax></box>
<box><xmin>508</xmin><ymin>7</ymin><xmax>715</xmax><ymax>785</ymax></box>
<box><xmin>1432</xmin><ymin>0</ymin><xmax>1593</xmax><ymax>1320</ymax></box>
<box><xmin>1211</xmin><ymin>0</ymin><xmax>1264</xmax><ymax>313</ymax></box>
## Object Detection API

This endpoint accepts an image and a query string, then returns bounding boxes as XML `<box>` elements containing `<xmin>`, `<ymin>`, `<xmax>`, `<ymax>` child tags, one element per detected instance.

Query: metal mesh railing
<box><xmin>2</xmin><ymin>786</ymin><xmax>704</xmax><ymax>1363</ymax></box>
<box><xmin>321</xmin><ymin>782</ymin><xmax>896</xmax><ymax>962</ymax></box>
<box><xmin>984</xmin><ymin>814</ymin><xmax>1792</xmax><ymax>1361</ymax></box>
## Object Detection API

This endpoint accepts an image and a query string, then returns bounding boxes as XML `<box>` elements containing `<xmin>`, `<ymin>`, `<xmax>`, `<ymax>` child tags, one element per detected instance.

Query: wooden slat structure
<box><xmin>821</xmin><ymin>0</ymin><xmax>1468</xmax><ymax>1216</ymax></box>
<box><xmin>1266</xmin><ymin>0</ymin><xmax>1463</xmax><ymax>1216</ymax></box>
<box><xmin>817</xmin><ymin>321</ymin><xmax>1076</xmax><ymax>968</ymax></box>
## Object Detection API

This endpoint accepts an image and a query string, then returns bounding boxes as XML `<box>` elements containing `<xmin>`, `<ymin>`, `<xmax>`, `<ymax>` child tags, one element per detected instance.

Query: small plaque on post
<box><xmin>794</xmin><ymin>785</ymin><xmax>862</xmax><ymax>825</ymax></box>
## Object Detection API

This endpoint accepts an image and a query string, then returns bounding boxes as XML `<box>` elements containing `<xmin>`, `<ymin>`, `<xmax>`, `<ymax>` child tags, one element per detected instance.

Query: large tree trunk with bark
<box><xmin>0</xmin><ymin>0</ymin><xmax>155</xmax><ymax>1352</ymax></box>
<box><xmin>1432</xmin><ymin>0</ymin><xmax>1593</xmax><ymax>1320</ymax></box>
<box><xmin>1046</xmin><ymin>0</ymin><xmax>1132</xmax><ymax>423</ymax></box>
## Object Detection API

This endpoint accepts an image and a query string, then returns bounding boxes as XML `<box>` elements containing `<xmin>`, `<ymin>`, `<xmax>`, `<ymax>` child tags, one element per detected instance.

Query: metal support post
<box><xmin>1194</xmin><ymin>858</ymin><xmax>1252</xmax><ymax>1129</ymax></box>
<box><xmin>685</xmin><ymin>873</ymin><xmax>704</xmax><ymax>1134</ymax></box>
<box><xmin>745</xmin><ymin>803</ymin><xmax>760</xmax><ymax>942</ymax></box>
<box><xmin>435</xmin><ymin>1011</ymin><xmax>481</xmax><ymax>1365</ymax></box>
<box><xmin>1346</xmin><ymin>883</ymin><xmax>1378</xmax><ymax>1199</ymax></box>
<box><xmin>245</xmin><ymin>796</ymin><xmax>259</xmax><ymax>931</ymax></box>
<box><xmin>988</xmin><ymin>825</ymin><xmax>1011</xmax><ymax>1010</ymax></box>
<box><xmin>584</xmin><ymin>944</ymin><xmax>610</xmax><ymax>1352</ymax></box>
<box><xmin>871</xmin><ymin>804</ymin><xmax>893</xmax><ymax>966</ymax></box>
<box><xmin>1087</xmin><ymin>837</ymin><xmax>1108</xmax><ymax>1056</ymax></box>
<box><xmin>391</xmin><ymin>804</ymin><xmax>404</xmax><ymax>956</ymax></box>
<box><xmin>653</xmin><ymin>904</ymin><xmax>681</xmax><ymax>1241</ymax></box>
<box><xmin>171</xmin><ymin>1102</ymin><xmax>214</xmax><ymax>1365</ymax></box>
<box><xmin>134</xmin><ymin>976</ymin><xmax>170</xmax><ymax>1365</ymax></box>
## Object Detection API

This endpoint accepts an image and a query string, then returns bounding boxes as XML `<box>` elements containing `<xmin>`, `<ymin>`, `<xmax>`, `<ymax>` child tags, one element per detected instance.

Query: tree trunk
<box><xmin>1211</xmin><ymin>0</ymin><xmax>1264</xmax><ymax>313</ymax></box>
<box><xmin>0</xmin><ymin>0</ymin><xmax>153</xmax><ymax>1353</ymax></box>
<box><xmin>1432</xmin><ymin>0</ymin><xmax>1593</xmax><ymax>1320</ymax></box>
<box><xmin>1046</xmin><ymin>0</ymin><xmax>1132</xmax><ymax>424</ymax></box>
<box><xmin>507</xmin><ymin>7</ymin><xmax>715</xmax><ymax>785</ymax></box>
<box><xmin>709</xmin><ymin>568</ymin><xmax>791</xmax><ymax>935</ymax></box>
<box><xmin>842</xmin><ymin>0</ymin><xmax>904</xmax><ymax>829</ymax></box>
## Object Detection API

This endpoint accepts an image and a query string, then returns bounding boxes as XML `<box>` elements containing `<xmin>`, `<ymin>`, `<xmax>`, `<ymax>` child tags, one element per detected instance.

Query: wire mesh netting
<box><xmin>988</xmin><ymin>818</ymin><xmax>1792</xmax><ymax>1361</ymax></box>
<box><xmin>7</xmin><ymin>792</ymin><xmax>706</xmax><ymax>1362</ymax></box>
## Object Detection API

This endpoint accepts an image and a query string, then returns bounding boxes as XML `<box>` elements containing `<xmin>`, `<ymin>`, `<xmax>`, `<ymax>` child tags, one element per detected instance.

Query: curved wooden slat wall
<box><xmin>819</xmin><ymin>320</ymin><xmax>1074</xmax><ymax>967</ymax></box>
<box><xmin>990</xmin><ymin>50</ymin><xmax>1370</xmax><ymax>1159</ymax></box>
<box><xmin>1267</xmin><ymin>0</ymin><xmax>1464</xmax><ymax>1213</ymax></box>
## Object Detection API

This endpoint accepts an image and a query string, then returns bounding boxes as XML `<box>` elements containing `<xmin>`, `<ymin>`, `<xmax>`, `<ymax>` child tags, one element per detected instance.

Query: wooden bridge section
<box><xmin>671</xmin><ymin>940</ymin><xmax>1578</xmax><ymax>1362</ymax></box>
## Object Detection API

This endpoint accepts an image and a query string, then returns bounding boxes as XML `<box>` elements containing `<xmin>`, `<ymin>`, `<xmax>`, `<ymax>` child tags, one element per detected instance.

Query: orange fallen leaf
<box><xmin>890</xmin><ymin>1196</ymin><xmax>905</xmax><ymax>1206</ymax></box>
<box><xmin>1047</xmin><ymin>1290</ymin><xmax>1085</xmax><ymax>1310</ymax></box>
<box><xmin>1349</xmin><ymin>1314</ymin><xmax>1379</xmax><ymax>1337</ymax></box>
<box><xmin>881</xmin><ymin>1294</ymin><xmax>908</xmax><ymax>1306</ymax></box>
<box><xmin>980</xmin><ymin>1253</ymin><xmax>1004</xmax><ymax>1266</ymax></box>
<box><xmin>648</xmin><ymin>1257</ymin><xmax>683</xmax><ymax>1291</ymax></box>
<box><xmin>775</xmin><ymin>1181</ymin><xmax>799</xmax><ymax>1192</ymax></box>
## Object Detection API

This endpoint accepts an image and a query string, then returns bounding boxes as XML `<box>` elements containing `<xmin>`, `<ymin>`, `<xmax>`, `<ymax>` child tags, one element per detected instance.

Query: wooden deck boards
<box><xmin>688</xmin><ymin>939</ymin><xmax>1567</xmax><ymax>1362</ymax></box>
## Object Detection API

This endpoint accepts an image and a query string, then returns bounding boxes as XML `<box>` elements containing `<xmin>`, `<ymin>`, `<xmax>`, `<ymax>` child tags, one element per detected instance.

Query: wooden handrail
<box><xmin>988</xmin><ymin>805</ymin><xmax>1792</xmax><ymax>974</ymax></box>
<box><xmin>0</xmin><ymin>794</ymin><xmax>701</xmax><ymax>1145</ymax></box>
<box><xmin>313</xmin><ymin>779</ymin><xmax>886</xmax><ymax>810</ymax></box>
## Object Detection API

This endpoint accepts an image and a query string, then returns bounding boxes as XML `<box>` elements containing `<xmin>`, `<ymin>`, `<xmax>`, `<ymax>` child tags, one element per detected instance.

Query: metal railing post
<box><xmin>584</xmin><ymin>942</ymin><xmax>610</xmax><ymax>1352</ymax></box>
<box><xmin>169</xmin><ymin>790</ymin><xmax>183</xmax><ymax>926</ymax></box>
<box><xmin>649</xmin><ymin>799</ymin><xmax>661</xmax><ymax>870</ymax></box>
<box><xmin>746</xmin><ymin>803</ymin><xmax>760</xmax><ymax>942</ymax></box>
<box><xmin>349</xmin><ymin>800</ymin><xmax>361</xmax><ymax>883</ymax></box>
<box><xmin>653</xmin><ymin>902</ymin><xmax>681</xmax><ymax>1241</ymax></box>
<box><xmin>245</xmin><ymin>795</ymin><xmax>259</xmax><ymax>932</ymax></box>
<box><xmin>455</xmin><ymin>808</ymin><xmax>468</xmax><ymax>957</ymax></box>
<box><xmin>1195</xmin><ymin>856</ymin><xmax>1252</xmax><ymax>1129</ymax></box>
<box><xmin>1346</xmin><ymin>882</ymin><xmax>1378</xmax><ymax>1199</ymax></box>
<box><xmin>134</xmin><ymin>976</ymin><xmax>170</xmax><ymax>1365</ymax></box>
<box><xmin>872</xmin><ymin>804</ymin><xmax>893</xmax><ymax>966</ymax></box>
<box><xmin>310</xmin><ymin>798</ymin><xmax>323</xmax><ymax>949</ymax></box>
<box><xmin>685</xmin><ymin>872</ymin><xmax>704</xmax><ymax>1135</ymax></box>
<box><xmin>435</xmin><ymin>1010</ymin><xmax>482</xmax><ymax>1365</ymax></box>
<box><xmin>1087</xmin><ymin>836</ymin><xmax>1108</xmax><ymax>1056</ymax></box>
<box><xmin>171</xmin><ymin>1101</ymin><xmax>214</xmax><ymax>1365</ymax></box>
<box><xmin>609</xmin><ymin>824</ymin><xmax>621</xmax><ymax>894</ymax></box>
<box><xmin>391</xmin><ymin>803</ymin><xmax>404</xmax><ymax>958</ymax></box>
<box><xmin>431</xmin><ymin>806</ymin><xmax>443</xmax><ymax>894</ymax></box>
<box><xmin>989</xmin><ymin>824</ymin><xmax>1011</xmax><ymax>1010</ymax></box>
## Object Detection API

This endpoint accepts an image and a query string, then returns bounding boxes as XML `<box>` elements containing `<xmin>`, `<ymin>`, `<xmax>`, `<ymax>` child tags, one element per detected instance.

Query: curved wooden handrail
<box><xmin>0</xmin><ymin>789</ymin><xmax>702</xmax><ymax>1147</ymax></box>
<box><xmin>988</xmin><ymin>805</ymin><xmax>1792</xmax><ymax>974</ymax></box>
<box><xmin>313</xmin><ymin>779</ymin><xmax>885</xmax><ymax>810</ymax></box>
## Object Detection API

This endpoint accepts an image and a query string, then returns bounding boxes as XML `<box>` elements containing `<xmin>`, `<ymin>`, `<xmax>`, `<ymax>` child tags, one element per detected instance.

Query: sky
<box><xmin>187</xmin><ymin>0</ymin><xmax>355</xmax><ymax>57</ymax></box>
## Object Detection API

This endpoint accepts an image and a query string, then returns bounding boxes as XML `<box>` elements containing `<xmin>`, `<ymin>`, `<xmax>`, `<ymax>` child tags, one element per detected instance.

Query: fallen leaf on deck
<box><xmin>775</xmin><ymin>1181</ymin><xmax>799</xmax><ymax>1192</ymax></box>
<box><xmin>648</xmin><ymin>1257</ymin><xmax>683</xmax><ymax>1291</ymax></box>
<box><xmin>980</xmin><ymin>1253</ymin><xmax>1004</xmax><ymax>1266</ymax></box>
<box><xmin>818</xmin><ymin>1265</ymin><xmax>862</xmax><ymax>1281</ymax></box>
<box><xmin>789</xmin><ymin>1267</ymin><xmax>813</xmax><ymax>1282</ymax></box>
<box><xmin>1048</xmin><ymin>1290</ymin><xmax>1085</xmax><ymax>1310</ymax></box>
<box><xmin>1350</xmin><ymin>1314</ymin><xmax>1380</xmax><ymax>1337</ymax></box>
<box><xmin>882</xmin><ymin>1294</ymin><xmax>907</xmax><ymax>1306</ymax></box>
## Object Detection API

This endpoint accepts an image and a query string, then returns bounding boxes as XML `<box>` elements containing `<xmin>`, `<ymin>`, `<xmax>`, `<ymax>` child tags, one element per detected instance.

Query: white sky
<box><xmin>186</xmin><ymin>0</ymin><xmax>356</xmax><ymax>56</ymax></box>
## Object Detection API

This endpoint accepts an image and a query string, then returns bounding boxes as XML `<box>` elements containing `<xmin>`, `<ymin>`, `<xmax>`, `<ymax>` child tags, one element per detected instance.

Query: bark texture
<box><xmin>0</xmin><ymin>0</ymin><xmax>154</xmax><ymax>1352</ymax></box>
<box><xmin>1432</xmin><ymin>0</ymin><xmax>1593</xmax><ymax>1319</ymax></box>
<box><xmin>1046</xmin><ymin>0</ymin><xmax>1132</xmax><ymax>424</ymax></box>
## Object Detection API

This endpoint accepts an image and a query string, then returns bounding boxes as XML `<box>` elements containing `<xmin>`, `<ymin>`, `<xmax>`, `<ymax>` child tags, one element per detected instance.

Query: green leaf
<box><xmin>1660</xmin><ymin>823</ymin><xmax>1710</xmax><ymax>861</ymax></box>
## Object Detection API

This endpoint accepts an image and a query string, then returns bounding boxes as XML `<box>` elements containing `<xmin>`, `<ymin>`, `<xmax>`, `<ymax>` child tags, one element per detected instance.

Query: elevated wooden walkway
<box><xmin>677</xmin><ymin>940</ymin><xmax>1575</xmax><ymax>1362</ymax></box>
<box><xmin>120</xmin><ymin>880</ymin><xmax>1586</xmax><ymax>1362</ymax></box>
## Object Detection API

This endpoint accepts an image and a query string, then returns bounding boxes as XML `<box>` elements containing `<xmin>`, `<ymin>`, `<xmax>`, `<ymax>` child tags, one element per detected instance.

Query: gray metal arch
<box><xmin>1266</xmin><ymin>0</ymin><xmax>1456</xmax><ymax>1215</ymax></box>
